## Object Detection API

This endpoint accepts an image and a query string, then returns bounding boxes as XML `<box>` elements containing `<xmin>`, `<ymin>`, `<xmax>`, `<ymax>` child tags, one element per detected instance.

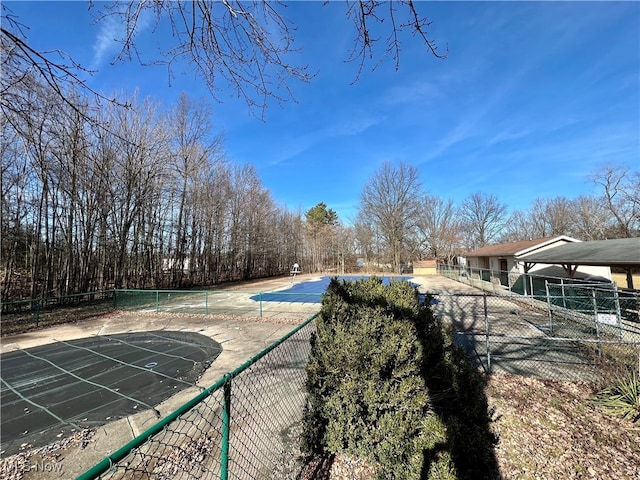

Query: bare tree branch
<box><xmin>1</xmin><ymin>10</ymin><xmax>128</xmax><ymax>121</ymax></box>
<box><xmin>3</xmin><ymin>1</ymin><xmax>446</xmax><ymax>120</ymax></box>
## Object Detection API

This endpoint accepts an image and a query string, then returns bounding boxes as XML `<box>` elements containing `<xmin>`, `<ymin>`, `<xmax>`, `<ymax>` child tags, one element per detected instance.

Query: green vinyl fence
<box><xmin>77</xmin><ymin>313</ymin><xmax>317</xmax><ymax>480</ymax></box>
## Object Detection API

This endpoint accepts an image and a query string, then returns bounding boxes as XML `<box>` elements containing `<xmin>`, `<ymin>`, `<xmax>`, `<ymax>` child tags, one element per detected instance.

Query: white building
<box><xmin>465</xmin><ymin>236</ymin><xmax>611</xmax><ymax>281</ymax></box>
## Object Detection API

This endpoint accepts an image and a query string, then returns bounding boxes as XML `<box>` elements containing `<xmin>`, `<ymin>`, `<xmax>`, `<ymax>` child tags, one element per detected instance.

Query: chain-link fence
<box><xmin>437</xmin><ymin>263</ymin><xmax>628</xmax><ymax>299</ymax></box>
<box><xmin>0</xmin><ymin>287</ymin><xmax>322</xmax><ymax>334</ymax></box>
<box><xmin>0</xmin><ymin>291</ymin><xmax>115</xmax><ymax>334</ymax></box>
<box><xmin>113</xmin><ymin>289</ymin><xmax>321</xmax><ymax>320</ymax></box>
<box><xmin>77</xmin><ymin>314</ymin><xmax>317</xmax><ymax>480</ymax></box>
<box><xmin>432</xmin><ymin>292</ymin><xmax>640</xmax><ymax>383</ymax></box>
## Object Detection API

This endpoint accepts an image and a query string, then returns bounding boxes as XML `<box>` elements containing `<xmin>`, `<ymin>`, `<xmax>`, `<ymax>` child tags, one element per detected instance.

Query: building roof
<box><xmin>465</xmin><ymin>236</ymin><xmax>578</xmax><ymax>257</ymax></box>
<box><xmin>517</xmin><ymin>237</ymin><xmax>640</xmax><ymax>267</ymax></box>
<box><xmin>414</xmin><ymin>259</ymin><xmax>437</xmax><ymax>268</ymax></box>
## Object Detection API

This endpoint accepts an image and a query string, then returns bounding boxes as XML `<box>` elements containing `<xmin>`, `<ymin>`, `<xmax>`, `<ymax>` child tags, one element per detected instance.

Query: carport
<box><xmin>516</xmin><ymin>237</ymin><xmax>640</xmax><ymax>289</ymax></box>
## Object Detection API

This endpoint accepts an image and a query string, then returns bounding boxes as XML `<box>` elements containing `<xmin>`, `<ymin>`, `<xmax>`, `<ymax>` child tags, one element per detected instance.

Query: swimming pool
<box><xmin>251</xmin><ymin>275</ymin><xmax>415</xmax><ymax>303</ymax></box>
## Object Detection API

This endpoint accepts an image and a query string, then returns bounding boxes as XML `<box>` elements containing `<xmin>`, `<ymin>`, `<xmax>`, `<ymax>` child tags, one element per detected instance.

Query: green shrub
<box><xmin>594</xmin><ymin>371</ymin><xmax>640</xmax><ymax>423</ymax></box>
<box><xmin>302</xmin><ymin>277</ymin><xmax>498</xmax><ymax>479</ymax></box>
<box><xmin>302</xmin><ymin>277</ymin><xmax>452</xmax><ymax>478</ymax></box>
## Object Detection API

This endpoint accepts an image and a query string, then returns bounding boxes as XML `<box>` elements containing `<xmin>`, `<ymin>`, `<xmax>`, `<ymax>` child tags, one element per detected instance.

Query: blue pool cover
<box><xmin>250</xmin><ymin>275</ymin><xmax>416</xmax><ymax>303</ymax></box>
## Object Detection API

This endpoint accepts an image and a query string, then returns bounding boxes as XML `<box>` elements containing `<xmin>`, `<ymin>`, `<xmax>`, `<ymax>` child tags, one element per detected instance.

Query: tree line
<box><xmin>2</xmin><ymin>92</ymin><xmax>638</xmax><ymax>302</ymax></box>
<box><xmin>1</xmin><ymin>0</ymin><xmax>447</xmax><ymax>301</ymax></box>
<box><xmin>2</xmin><ymin>67</ymin><xmax>638</xmax><ymax>300</ymax></box>
<box><xmin>353</xmin><ymin>161</ymin><xmax>639</xmax><ymax>272</ymax></box>
<box><xmin>1</xmin><ymin>89</ymin><xmax>307</xmax><ymax>300</ymax></box>
<box><xmin>2</xmin><ymin>88</ymin><xmax>637</xmax><ymax>302</ymax></box>
<box><xmin>3</xmin><ymin>3</ymin><xmax>637</xmax><ymax>301</ymax></box>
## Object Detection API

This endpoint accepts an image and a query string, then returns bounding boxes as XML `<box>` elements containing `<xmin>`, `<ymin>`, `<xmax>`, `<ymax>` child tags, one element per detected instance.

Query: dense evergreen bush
<box><xmin>302</xmin><ymin>277</ymin><xmax>498</xmax><ymax>480</ymax></box>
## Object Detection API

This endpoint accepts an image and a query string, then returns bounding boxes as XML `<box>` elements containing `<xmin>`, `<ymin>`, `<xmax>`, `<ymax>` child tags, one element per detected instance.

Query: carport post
<box><xmin>484</xmin><ymin>294</ymin><xmax>491</xmax><ymax>373</ymax></box>
<box><xmin>221</xmin><ymin>373</ymin><xmax>232</xmax><ymax>480</ymax></box>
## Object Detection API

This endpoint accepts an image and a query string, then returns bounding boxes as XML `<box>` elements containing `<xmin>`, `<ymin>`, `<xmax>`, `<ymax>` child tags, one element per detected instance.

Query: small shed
<box><xmin>413</xmin><ymin>259</ymin><xmax>437</xmax><ymax>276</ymax></box>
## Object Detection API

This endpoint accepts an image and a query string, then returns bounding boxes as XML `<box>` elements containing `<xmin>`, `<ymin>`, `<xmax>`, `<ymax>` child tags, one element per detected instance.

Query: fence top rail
<box><xmin>455</xmin><ymin>332</ymin><xmax>640</xmax><ymax>346</ymax></box>
<box><xmin>431</xmin><ymin>293</ymin><xmax>489</xmax><ymax>298</ymax></box>
<box><xmin>547</xmin><ymin>282</ymin><xmax>616</xmax><ymax>289</ymax></box>
<box><xmin>76</xmin><ymin>311</ymin><xmax>318</xmax><ymax>480</ymax></box>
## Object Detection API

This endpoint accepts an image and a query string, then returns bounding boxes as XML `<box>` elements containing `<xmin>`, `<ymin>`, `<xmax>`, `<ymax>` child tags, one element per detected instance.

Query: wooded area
<box><xmin>3</xmin><ymin>88</ymin><xmax>636</xmax><ymax>302</ymax></box>
<box><xmin>1</xmin><ymin>90</ymin><xmax>308</xmax><ymax>299</ymax></box>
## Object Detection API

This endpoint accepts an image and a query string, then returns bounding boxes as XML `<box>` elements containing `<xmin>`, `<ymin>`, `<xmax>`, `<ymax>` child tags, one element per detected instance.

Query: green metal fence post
<box><xmin>613</xmin><ymin>284</ymin><xmax>623</xmax><ymax>341</ymax></box>
<box><xmin>35</xmin><ymin>299</ymin><xmax>41</xmax><ymax>328</ymax></box>
<box><xmin>545</xmin><ymin>280</ymin><xmax>554</xmax><ymax>336</ymax></box>
<box><xmin>592</xmin><ymin>290</ymin><xmax>602</xmax><ymax>358</ymax></box>
<box><xmin>221</xmin><ymin>374</ymin><xmax>232</xmax><ymax>480</ymax></box>
<box><xmin>484</xmin><ymin>294</ymin><xmax>491</xmax><ymax>373</ymax></box>
<box><xmin>259</xmin><ymin>292</ymin><xmax>263</xmax><ymax>318</ymax></box>
<box><xmin>156</xmin><ymin>291</ymin><xmax>159</xmax><ymax>313</ymax></box>
<box><xmin>205</xmin><ymin>291</ymin><xmax>209</xmax><ymax>315</ymax></box>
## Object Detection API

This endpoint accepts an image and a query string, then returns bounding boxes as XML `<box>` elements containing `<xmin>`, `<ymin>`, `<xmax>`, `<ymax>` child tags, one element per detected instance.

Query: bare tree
<box><xmin>570</xmin><ymin>195</ymin><xmax>609</xmax><ymax>241</ymax></box>
<box><xmin>0</xmin><ymin>119</ymin><xmax>30</xmax><ymax>298</ymax></box>
<box><xmin>0</xmin><ymin>6</ymin><xmax>126</xmax><ymax>128</ymax></box>
<box><xmin>165</xmin><ymin>93</ymin><xmax>224</xmax><ymax>286</ymax></box>
<box><xmin>589</xmin><ymin>162</ymin><xmax>640</xmax><ymax>238</ymax></box>
<box><xmin>460</xmin><ymin>192</ymin><xmax>507</xmax><ymax>250</ymax></box>
<box><xmin>359</xmin><ymin>161</ymin><xmax>421</xmax><ymax>271</ymax></box>
<box><xmin>352</xmin><ymin>220</ymin><xmax>375</xmax><ymax>271</ymax></box>
<box><xmin>525</xmin><ymin>197</ymin><xmax>576</xmax><ymax>239</ymax></box>
<box><xmin>414</xmin><ymin>194</ymin><xmax>461</xmax><ymax>262</ymax></box>
<box><xmin>96</xmin><ymin>95</ymin><xmax>169</xmax><ymax>288</ymax></box>
<box><xmin>503</xmin><ymin>197</ymin><xmax>578</xmax><ymax>242</ymax></box>
<box><xmin>2</xmin><ymin>1</ymin><xmax>445</xmax><ymax>118</ymax></box>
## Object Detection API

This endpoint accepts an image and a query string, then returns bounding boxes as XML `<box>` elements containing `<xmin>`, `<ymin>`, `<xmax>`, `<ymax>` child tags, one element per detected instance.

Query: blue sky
<box><xmin>6</xmin><ymin>1</ymin><xmax>639</xmax><ymax>223</ymax></box>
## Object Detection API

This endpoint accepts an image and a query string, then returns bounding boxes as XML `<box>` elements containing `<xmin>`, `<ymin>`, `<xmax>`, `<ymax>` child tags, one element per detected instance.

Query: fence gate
<box><xmin>432</xmin><ymin>292</ymin><xmax>639</xmax><ymax>383</ymax></box>
<box><xmin>544</xmin><ymin>281</ymin><xmax>623</xmax><ymax>340</ymax></box>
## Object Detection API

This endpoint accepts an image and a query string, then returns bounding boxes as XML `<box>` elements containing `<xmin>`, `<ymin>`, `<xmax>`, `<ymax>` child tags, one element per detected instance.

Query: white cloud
<box><xmin>91</xmin><ymin>9</ymin><xmax>154</xmax><ymax>70</ymax></box>
<box><xmin>92</xmin><ymin>16</ymin><xmax>121</xmax><ymax>69</ymax></box>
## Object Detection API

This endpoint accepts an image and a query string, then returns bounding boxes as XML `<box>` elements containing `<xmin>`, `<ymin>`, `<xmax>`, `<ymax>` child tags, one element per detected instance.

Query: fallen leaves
<box><xmin>487</xmin><ymin>373</ymin><xmax>640</xmax><ymax>480</ymax></box>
